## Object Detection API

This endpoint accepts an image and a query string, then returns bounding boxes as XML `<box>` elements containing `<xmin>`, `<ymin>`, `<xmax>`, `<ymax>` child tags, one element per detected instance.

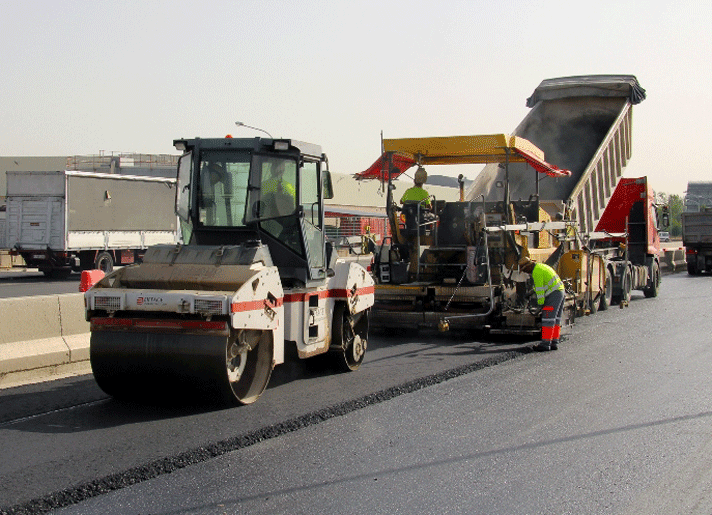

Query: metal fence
<box><xmin>66</xmin><ymin>153</ymin><xmax>180</xmax><ymax>176</ymax></box>
<box><xmin>325</xmin><ymin>212</ymin><xmax>390</xmax><ymax>255</ymax></box>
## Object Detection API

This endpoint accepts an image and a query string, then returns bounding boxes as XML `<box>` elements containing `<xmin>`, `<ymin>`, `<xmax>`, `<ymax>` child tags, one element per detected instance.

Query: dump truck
<box><xmin>468</xmin><ymin>75</ymin><xmax>646</xmax><ymax>234</ymax></box>
<box><xmin>4</xmin><ymin>170</ymin><xmax>179</xmax><ymax>277</ymax></box>
<box><xmin>83</xmin><ymin>137</ymin><xmax>374</xmax><ymax>405</ymax></box>
<box><xmin>682</xmin><ymin>207</ymin><xmax>712</xmax><ymax>275</ymax></box>
<box><xmin>586</xmin><ymin>177</ymin><xmax>663</xmax><ymax>309</ymax></box>
<box><xmin>356</xmin><ymin>133</ymin><xmax>606</xmax><ymax>335</ymax></box>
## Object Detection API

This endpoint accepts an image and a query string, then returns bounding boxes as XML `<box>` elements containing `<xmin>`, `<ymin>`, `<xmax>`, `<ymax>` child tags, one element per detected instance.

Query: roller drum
<box><xmin>90</xmin><ymin>327</ymin><xmax>274</xmax><ymax>405</ymax></box>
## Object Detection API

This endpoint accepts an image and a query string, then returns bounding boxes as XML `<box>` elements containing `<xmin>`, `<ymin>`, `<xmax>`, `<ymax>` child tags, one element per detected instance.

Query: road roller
<box><xmin>84</xmin><ymin>136</ymin><xmax>374</xmax><ymax>404</ymax></box>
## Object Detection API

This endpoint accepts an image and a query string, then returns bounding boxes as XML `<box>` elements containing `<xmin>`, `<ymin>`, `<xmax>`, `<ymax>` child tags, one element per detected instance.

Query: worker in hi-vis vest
<box><xmin>400</xmin><ymin>166</ymin><xmax>431</xmax><ymax>208</ymax></box>
<box><xmin>519</xmin><ymin>256</ymin><xmax>565</xmax><ymax>351</ymax></box>
<box><xmin>263</xmin><ymin>160</ymin><xmax>296</xmax><ymax>198</ymax></box>
<box><xmin>262</xmin><ymin>160</ymin><xmax>296</xmax><ymax>218</ymax></box>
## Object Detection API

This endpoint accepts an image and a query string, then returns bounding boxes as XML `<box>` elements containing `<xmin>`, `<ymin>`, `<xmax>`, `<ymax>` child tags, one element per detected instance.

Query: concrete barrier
<box><xmin>660</xmin><ymin>248</ymin><xmax>687</xmax><ymax>275</ymax></box>
<box><xmin>0</xmin><ymin>249</ymin><xmax>27</xmax><ymax>270</ymax></box>
<box><xmin>0</xmin><ymin>293</ymin><xmax>90</xmax><ymax>388</ymax></box>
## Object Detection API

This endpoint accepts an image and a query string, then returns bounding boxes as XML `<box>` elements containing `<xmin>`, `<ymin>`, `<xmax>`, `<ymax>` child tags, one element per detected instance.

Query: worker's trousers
<box><xmin>541</xmin><ymin>289</ymin><xmax>565</xmax><ymax>343</ymax></box>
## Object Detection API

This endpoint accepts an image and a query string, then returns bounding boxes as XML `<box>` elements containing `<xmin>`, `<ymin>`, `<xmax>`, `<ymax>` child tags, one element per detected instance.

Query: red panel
<box><xmin>355</xmin><ymin>152</ymin><xmax>416</xmax><ymax>181</ymax></box>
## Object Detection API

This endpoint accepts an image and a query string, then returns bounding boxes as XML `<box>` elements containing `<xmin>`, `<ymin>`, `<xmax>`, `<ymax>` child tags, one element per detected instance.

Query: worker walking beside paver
<box><xmin>518</xmin><ymin>256</ymin><xmax>565</xmax><ymax>352</ymax></box>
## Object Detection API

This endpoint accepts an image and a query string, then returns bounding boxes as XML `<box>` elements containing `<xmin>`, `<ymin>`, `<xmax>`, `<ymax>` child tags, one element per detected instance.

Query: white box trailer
<box><xmin>5</xmin><ymin>170</ymin><xmax>178</xmax><ymax>277</ymax></box>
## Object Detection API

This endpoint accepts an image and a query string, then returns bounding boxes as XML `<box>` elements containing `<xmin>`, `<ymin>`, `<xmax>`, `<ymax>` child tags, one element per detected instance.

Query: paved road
<box><xmin>0</xmin><ymin>270</ymin><xmax>81</xmax><ymax>298</ymax></box>
<box><xmin>2</xmin><ymin>273</ymin><xmax>711</xmax><ymax>514</ymax></box>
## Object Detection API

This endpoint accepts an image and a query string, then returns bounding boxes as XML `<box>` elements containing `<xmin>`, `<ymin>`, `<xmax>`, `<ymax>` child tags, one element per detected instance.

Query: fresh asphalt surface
<box><xmin>1</xmin><ymin>272</ymin><xmax>711</xmax><ymax>514</ymax></box>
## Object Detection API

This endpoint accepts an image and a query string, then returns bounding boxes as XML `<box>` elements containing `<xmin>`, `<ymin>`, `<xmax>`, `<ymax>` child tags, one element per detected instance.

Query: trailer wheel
<box><xmin>643</xmin><ymin>262</ymin><xmax>660</xmax><ymax>298</ymax></box>
<box><xmin>598</xmin><ymin>268</ymin><xmax>613</xmax><ymax>311</ymax></box>
<box><xmin>94</xmin><ymin>252</ymin><xmax>114</xmax><ymax>273</ymax></box>
<box><xmin>331</xmin><ymin>303</ymin><xmax>368</xmax><ymax>372</ymax></box>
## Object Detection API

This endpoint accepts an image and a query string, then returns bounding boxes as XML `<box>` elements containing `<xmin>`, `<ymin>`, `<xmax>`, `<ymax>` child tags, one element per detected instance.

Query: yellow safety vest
<box><xmin>400</xmin><ymin>186</ymin><xmax>430</xmax><ymax>207</ymax></box>
<box><xmin>532</xmin><ymin>263</ymin><xmax>564</xmax><ymax>305</ymax></box>
<box><xmin>263</xmin><ymin>177</ymin><xmax>295</xmax><ymax>197</ymax></box>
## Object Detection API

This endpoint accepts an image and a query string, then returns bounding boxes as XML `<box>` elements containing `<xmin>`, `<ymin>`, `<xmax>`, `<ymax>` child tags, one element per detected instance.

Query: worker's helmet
<box><xmin>414</xmin><ymin>167</ymin><xmax>427</xmax><ymax>185</ymax></box>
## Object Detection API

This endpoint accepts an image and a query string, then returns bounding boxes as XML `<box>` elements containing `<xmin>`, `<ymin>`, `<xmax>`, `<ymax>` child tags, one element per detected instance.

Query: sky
<box><xmin>1</xmin><ymin>0</ymin><xmax>710</xmax><ymax>196</ymax></box>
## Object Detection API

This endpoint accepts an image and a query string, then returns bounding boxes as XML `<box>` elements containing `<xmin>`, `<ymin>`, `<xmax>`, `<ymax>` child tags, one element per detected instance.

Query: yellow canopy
<box><xmin>355</xmin><ymin>133</ymin><xmax>571</xmax><ymax>181</ymax></box>
<box><xmin>382</xmin><ymin>134</ymin><xmax>545</xmax><ymax>166</ymax></box>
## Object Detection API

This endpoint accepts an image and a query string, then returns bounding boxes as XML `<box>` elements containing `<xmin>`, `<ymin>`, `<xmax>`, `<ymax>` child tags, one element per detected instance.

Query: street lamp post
<box><xmin>234</xmin><ymin>122</ymin><xmax>274</xmax><ymax>139</ymax></box>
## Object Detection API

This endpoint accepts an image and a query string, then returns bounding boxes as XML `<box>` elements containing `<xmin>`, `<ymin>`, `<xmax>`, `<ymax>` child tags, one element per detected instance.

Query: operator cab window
<box><xmin>301</xmin><ymin>160</ymin><xmax>324</xmax><ymax>270</ymax></box>
<box><xmin>197</xmin><ymin>152</ymin><xmax>251</xmax><ymax>227</ymax></box>
<box><xmin>258</xmin><ymin>156</ymin><xmax>302</xmax><ymax>255</ymax></box>
<box><xmin>259</xmin><ymin>158</ymin><xmax>297</xmax><ymax>218</ymax></box>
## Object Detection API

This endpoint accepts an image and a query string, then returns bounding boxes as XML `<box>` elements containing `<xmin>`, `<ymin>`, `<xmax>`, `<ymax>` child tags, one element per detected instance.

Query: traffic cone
<box><xmin>80</xmin><ymin>269</ymin><xmax>105</xmax><ymax>292</ymax></box>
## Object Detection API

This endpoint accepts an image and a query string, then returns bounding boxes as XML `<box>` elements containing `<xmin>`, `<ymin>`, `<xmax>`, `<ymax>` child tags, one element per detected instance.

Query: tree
<box><xmin>655</xmin><ymin>192</ymin><xmax>684</xmax><ymax>238</ymax></box>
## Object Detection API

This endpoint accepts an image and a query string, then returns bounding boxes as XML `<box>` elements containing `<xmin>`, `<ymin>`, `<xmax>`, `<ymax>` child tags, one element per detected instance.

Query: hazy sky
<box><xmin>1</xmin><ymin>0</ymin><xmax>710</xmax><ymax>195</ymax></box>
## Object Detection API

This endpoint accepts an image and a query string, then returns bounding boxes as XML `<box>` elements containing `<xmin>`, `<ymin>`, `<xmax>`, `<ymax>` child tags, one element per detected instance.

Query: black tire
<box><xmin>643</xmin><ymin>262</ymin><xmax>660</xmax><ymax>298</ymax></box>
<box><xmin>688</xmin><ymin>262</ymin><xmax>699</xmax><ymax>275</ymax></box>
<box><xmin>94</xmin><ymin>251</ymin><xmax>114</xmax><ymax>273</ymax></box>
<box><xmin>43</xmin><ymin>269</ymin><xmax>72</xmax><ymax>279</ymax></box>
<box><xmin>598</xmin><ymin>268</ymin><xmax>613</xmax><ymax>311</ymax></box>
<box><xmin>620</xmin><ymin>268</ymin><xmax>632</xmax><ymax>304</ymax></box>
<box><xmin>330</xmin><ymin>303</ymin><xmax>368</xmax><ymax>372</ymax></box>
<box><xmin>224</xmin><ymin>330</ymin><xmax>274</xmax><ymax>405</ymax></box>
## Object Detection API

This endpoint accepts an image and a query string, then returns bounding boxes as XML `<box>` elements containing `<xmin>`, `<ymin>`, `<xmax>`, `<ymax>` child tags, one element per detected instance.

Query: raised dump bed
<box><xmin>467</xmin><ymin>75</ymin><xmax>646</xmax><ymax>233</ymax></box>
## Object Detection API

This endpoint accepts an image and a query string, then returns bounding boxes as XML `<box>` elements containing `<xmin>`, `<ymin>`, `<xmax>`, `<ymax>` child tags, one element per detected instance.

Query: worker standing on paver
<box><xmin>519</xmin><ymin>256</ymin><xmax>565</xmax><ymax>351</ymax></box>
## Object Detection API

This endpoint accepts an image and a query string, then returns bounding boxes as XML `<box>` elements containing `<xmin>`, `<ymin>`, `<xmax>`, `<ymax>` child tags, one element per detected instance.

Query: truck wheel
<box><xmin>687</xmin><ymin>263</ymin><xmax>699</xmax><ymax>275</ymax></box>
<box><xmin>44</xmin><ymin>269</ymin><xmax>72</xmax><ymax>279</ymax></box>
<box><xmin>94</xmin><ymin>252</ymin><xmax>114</xmax><ymax>273</ymax></box>
<box><xmin>330</xmin><ymin>303</ymin><xmax>368</xmax><ymax>372</ymax></box>
<box><xmin>620</xmin><ymin>268</ymin><xmax>632</xmax><ymax>304</ymax></box>
<box><xmin>643</xmin><ymin>263</ymin><xmax>660</xmax><ymax>298</ymax></box>
<box><xmin>598</xmin><ymin>268</ymin><xmax>613</xmax><ymax>311</ymax></box>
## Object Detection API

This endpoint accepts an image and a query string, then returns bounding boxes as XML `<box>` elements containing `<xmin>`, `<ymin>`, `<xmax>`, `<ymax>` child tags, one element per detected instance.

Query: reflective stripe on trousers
<box><xmin>541</xmin><ymin>289</ymin><xmax>565</xmax><ymax>327</ymax></box>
